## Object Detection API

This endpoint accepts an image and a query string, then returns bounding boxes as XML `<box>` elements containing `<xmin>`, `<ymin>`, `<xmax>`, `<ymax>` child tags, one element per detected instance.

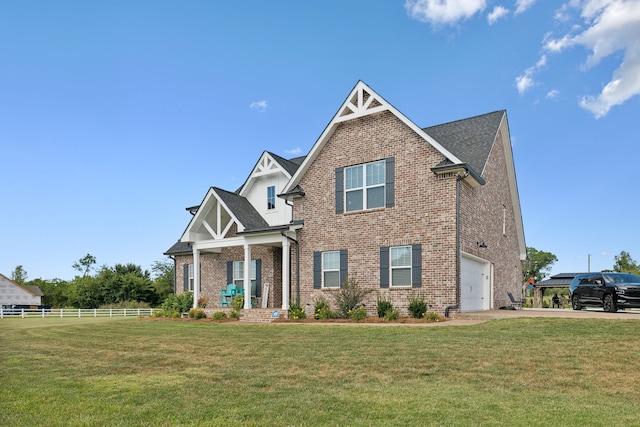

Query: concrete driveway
<box><xmin>457</xmin><ymin>307</ymin><xmax>640</xmax><ymax>321</ymax></box>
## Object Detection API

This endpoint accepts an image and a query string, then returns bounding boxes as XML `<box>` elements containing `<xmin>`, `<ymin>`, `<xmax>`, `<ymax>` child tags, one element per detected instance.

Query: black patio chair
<box><xmin>507</xmin><ymin>291</ymin><xmax>523</xmax><ymax>310</ymax></box>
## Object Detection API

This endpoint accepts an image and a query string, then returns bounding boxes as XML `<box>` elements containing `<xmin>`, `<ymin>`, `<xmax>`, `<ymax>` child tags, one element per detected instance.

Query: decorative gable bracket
<box><xmin>335</xmin><ymin>84</ymin><xmax>387</xmax><ymax>123</ymax></box>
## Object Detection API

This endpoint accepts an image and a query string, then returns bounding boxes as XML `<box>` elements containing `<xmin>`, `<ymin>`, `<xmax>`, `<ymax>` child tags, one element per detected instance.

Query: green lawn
<box><xmin>2</xmin><ymin>317</ymin><xmax>639</xmax><ymax>426</ymax></box>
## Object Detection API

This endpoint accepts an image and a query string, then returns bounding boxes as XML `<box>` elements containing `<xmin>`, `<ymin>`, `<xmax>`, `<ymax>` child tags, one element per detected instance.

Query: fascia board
<box><xmin>239</xmin><ymin>151</ymin><xmax>292</xmax><ymax>198</ymax></box>
<box><xmin>499</xmin><ymin>114</ymin><xmax>527</xmax><ymax>260</ymax></box>
<box><xmin>283</xmin><ymin>81</ymin><xmax>464</xmax><ymax>193</ymax></box>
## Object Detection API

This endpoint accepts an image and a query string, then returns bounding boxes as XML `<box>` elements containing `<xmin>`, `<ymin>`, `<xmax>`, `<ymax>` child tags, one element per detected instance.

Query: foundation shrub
<box><xmin>333</xmin><ymin>275</ymin><xmax>372</xmax><ymax>318</ymax></box>
<box><xmin>408</xmin><ymin>291</ymin><xmax>428</xmax><ymax>319</ymax></box>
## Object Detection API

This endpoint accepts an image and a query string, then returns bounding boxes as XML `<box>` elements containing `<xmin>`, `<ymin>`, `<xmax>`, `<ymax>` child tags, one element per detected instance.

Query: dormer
<box><xmin>238</xmin><ymin>151</ymin><xmax>302</xmax><ymax>227</ymax></box>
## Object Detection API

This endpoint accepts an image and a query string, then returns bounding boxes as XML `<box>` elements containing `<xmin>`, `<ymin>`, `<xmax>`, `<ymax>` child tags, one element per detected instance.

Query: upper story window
<box><xmin>267</xmin><ymin>186</ymin><xmax>276</xmax><ymax>210</ymax></box>
<box><xmin>345</xmin><ymin>160</ymin><xmax>385</xmax><ymax>212</ymax></box>
<box><xmin>335</xmin><ymin>158</ymin><xmax>394</xmax><ymax>214</ymax></box>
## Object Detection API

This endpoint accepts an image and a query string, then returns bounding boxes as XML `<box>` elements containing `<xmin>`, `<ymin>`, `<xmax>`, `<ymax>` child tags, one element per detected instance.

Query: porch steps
<box><xmin>240</xmin><ymin>308</ymin><xmax>289</xmax><ymax>323</ymax></box>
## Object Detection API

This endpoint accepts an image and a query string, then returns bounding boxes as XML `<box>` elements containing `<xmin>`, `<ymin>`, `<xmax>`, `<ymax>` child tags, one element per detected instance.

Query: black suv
<box><xmin>569</xmin><ymin>272</ymin><xmax>640</xmax><ymax>312</ymax></box>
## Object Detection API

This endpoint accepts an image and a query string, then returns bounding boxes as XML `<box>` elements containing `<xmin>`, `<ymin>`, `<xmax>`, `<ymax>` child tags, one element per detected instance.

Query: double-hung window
<box><xmin>322</xmin><ymin>251</ymin><xmax>341</xmax><ymax>288</ymax></box>
<box><xmin>233</xmin><ymin>260</ymin><xmax>257</xmax><ymax>296</ymax></box>
<box><xmin>390</xmin><ymin>246</ymin><xmax>412</xmax><ymax>287</ymax></box>
<box><xmin>267</xmin><ymin>186</ymin><xmax>276</xmax><ymax>210</ymax></box>
<box><xmin>188</xmin><ymin>264</ymin><xmax>194</xmax><ymax>291</ymax></box>
<box><xmin>345</xmin><ymin>160</ymin><xmax>385</xmax><ymax>212</ymax></box>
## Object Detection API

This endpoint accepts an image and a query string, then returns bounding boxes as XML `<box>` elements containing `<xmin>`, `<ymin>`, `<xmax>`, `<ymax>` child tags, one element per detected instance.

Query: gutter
<box><xmin>445</xmin><ymin>171</ymin><xmax>468</xmax><ymax>318</ymax></box>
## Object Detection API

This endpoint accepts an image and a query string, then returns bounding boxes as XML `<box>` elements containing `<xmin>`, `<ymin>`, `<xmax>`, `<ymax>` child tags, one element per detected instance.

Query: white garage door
<box><xmin>460</xmin><ymin>254</ymin><xmax>491</xmax><ymax>312</ymax></box>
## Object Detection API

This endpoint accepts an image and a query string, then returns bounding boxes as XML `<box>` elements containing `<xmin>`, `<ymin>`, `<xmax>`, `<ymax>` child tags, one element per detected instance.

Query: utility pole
<box><xmin>588</xmin><ymin>254</ymin><xmax>591</xmax><ymax>273</ymax></box>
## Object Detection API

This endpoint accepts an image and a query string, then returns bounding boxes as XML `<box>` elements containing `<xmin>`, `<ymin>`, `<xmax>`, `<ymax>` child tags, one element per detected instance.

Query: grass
<box><xmin>2</xmin><ymin>317</ymin><xmax>640</xmax><ymax>426</ymax></box>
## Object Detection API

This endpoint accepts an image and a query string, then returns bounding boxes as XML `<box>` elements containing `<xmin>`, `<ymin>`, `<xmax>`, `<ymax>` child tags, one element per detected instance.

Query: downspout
<box><xmin>445</xmin><ymin>171</ymin><xmax>468</xmax><ymax>318</ymax></box>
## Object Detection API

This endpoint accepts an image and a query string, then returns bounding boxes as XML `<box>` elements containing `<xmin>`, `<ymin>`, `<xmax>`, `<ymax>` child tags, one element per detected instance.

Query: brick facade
<box><xmin>291</xmin><ymin>110</ymin><xmax>522</xmax><ymax>316</ymax></box>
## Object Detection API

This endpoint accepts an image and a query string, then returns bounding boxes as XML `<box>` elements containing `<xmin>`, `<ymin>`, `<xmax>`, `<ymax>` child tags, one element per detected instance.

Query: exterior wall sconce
<box><xmin>477</xmin><ymin>241</ymin><xmax>487</xmax><ymax>249</ymax></box>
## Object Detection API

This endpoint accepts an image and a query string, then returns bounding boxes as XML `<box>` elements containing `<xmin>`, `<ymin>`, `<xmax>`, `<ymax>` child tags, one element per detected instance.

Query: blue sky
<box><xmin>1</xmin><ymin>0</ymin><xmax>639</xmax><ymax>281</ymax></box>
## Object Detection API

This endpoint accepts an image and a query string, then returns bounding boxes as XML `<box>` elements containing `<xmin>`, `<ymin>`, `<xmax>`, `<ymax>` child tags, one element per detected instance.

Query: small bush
<box><xmin>376</xmin><ymin>293</ymin><xmax>393</xmax><ymax>318</ymax></box>
<box><xmin>408</xmin><ymin>292</ymin><xmax>428</xmax><ymax>319</ymax></box>
<box><xmin>188</xmin><ymin>308</ymin><xmax>206</xmax><ymax>319</ymax></box>
<box><xmin>212</xmin><ymin>311</ymin><xmax>227</xmax><ymax>320</ymax></box>
<box><xmin>423</xmin><ymin>311</ymin><xmax>439</xmax><ymax>322</ymax></box>
<box><xmin>289</xmin><ymin>303</ymin><xmax>306</xmax><ymax>320</ymax></box>
<box><xmin>334</xmin><ymin>275</ymin><xmax>372</xmax><ymax>318</ymax></box>
<box><xmin>229</xmin><ymin>309</ymin><xmax>241</xmax><ymax>319</ymax></box>
<box><xmin>383</xmin><ymin>309</ymin><xmax>400</xmax><ymax>321</ymax></box>
<box><xmin>197</xmin><ymin>297</ymin><xmax>208</xmax><ymax>308</ymax></box>
<box><xmin>232</xmin><ymin>295</ymin><xmax>244</xmax><ymax>310</ymax></box>
<box><xmin>349</xmin><ymin>307</ymin><xmax>367</xmax><ymax>322</ymax></box>
<box><xmin>314</xmin><ymin>297</ymin><xmax>335</xmax><ymax>320</ymax></box>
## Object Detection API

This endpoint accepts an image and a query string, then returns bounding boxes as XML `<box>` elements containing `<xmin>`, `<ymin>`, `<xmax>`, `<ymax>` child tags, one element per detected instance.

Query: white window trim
<box><xmin>267</xmin><ymin>185</ymin><xmax>276</xmax><ymax>211</ymax></box>
<box><xmin>233</xmin><ymin>260</ymin><xmax>257</xmax><ymax>295</ymax></box>
<box><xmin>188</xmin><ymin>264</ymin><xmax>194</xmax><ymax>292</ymax></box>
<box><xmin>345</xmin><ymin>160</ymin><xmax>385</xmax><ymax>212</ymax></box>
<box><xmin>390</xmin><ymin>245</ymin><xmax>412</xmax><ymax>288</ymax></box>
<box><xmin>322</xmin><ymin>251</ymin><xmax>341</xmax><ymax>288</ymax></box>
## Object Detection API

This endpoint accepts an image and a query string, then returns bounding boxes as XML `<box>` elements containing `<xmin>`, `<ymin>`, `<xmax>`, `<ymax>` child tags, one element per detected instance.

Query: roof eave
<box><xmin>430</xmin><ymin>163</ymin><xmax>485</xmax><ymax>187</ymax></box>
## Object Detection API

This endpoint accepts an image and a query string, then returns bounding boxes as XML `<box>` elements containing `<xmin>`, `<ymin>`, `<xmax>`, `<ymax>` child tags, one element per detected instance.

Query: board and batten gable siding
<box><xmin>292</xmin><ymin>111</ymin><xmax>458</xmax><ymax>315</ymax></box>
<box><xmin>244</xmin><ymin>172</ymin><xmax>292</xmax><ymax>227</ymax></box>
<box><xmin>458</xmin><ymin>124</ymin><xmax>523</xmax><ymax>308</ymax></box>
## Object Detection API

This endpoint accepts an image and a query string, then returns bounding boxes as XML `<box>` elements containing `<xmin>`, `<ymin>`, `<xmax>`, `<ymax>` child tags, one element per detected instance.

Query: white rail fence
<box><xmin>0</xmin><ymin>307</ymin><xmax>160</xmax><ymax>319</ymax></box>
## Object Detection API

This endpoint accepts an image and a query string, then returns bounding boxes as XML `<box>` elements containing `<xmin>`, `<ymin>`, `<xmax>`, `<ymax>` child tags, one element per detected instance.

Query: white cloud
<box><xmin>515</xmin><ymin>54</ymin><xmax>547</xmax><ymax>94</ymax></box>
<box><xmin>249</xmin><ymin>100</ymin><xmax>268</xmax><ymax>112</ymax></box>
<box><xmin>405</xmin><ymin>0</ymin><xmax>487</xmax><ymax>26</ymax></box>
<box><xmin>546</xmin><ymin>89</ymin><xmax>560</xmax><ymax>99</ymax></box>
<box><xmin>285</xmin><ymin>147</ymin><xmax>302</xmax><ymax>155</ymax></box>
<box><xmin>515</xmin><ymin>0</ymin><xmax>537</xmax><ymax>15</ymax></box>
<box><xmin>544</xmin><ymin>0</ymin><xmax>640</xmax><ymax>117</ymax></box>
<box><xmin>488</xmin><ymin>6</ymin><xmax>509</xmax><ymax>24</ymax></box>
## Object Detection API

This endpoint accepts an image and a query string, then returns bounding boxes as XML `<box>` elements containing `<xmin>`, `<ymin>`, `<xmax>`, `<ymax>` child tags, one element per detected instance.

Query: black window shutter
<box><xmin>339</xmin><ymin>250</ymin><xmax>348</xmax><ymax>287</ymax></box>
<box><xmin>183</xmin><ymin>264</ymin><xmax>189</xmax><ymax>292</ymax></box>
<box><xmin>227</xmin><ymin>261</ymin><xmax>233</xmax><ymax>284</ymax></box>
<box><xmin>313</xmin><ymin>252</ymin><xmax>321</xmax><ymax>289</ymax></box>
<box><xmin>411</xmin><ymin>244</ymin><xmax>422</xmax><ymax>287</ymax></box>
<box><xmin>335</xmin><ymin>167</ymin><xmax>344</xmax><ymax>214</ymax></box>
<box><xmin>380</xmin><ymin>246</ymin><xmax>389</xmax><ymax>288</ymax></box>
<box><xmin>255</xmin><ymin>259</ymin><xmax>262</xmax><ymax>297</ymax></box>
<box><xmin>385</xmin><ymin>157</ymin><xmax>395</xmax><ymax>208</ymax></box>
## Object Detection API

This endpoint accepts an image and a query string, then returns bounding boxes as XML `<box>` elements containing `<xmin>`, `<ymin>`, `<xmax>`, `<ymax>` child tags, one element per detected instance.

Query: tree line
<box><xmin>522</xmin><ymin>248</ymin><xmax>640</xmax><ymax>282</ymax></box>
<box><xmin>9</xmin><ymin>254</ymin><xmax>174</xmax><ymax>309</ymax></box>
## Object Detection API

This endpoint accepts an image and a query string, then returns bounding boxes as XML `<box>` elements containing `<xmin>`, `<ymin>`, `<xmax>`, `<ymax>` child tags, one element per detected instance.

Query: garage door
<box><xmin>460</xmin><ymin>254</ymin><xmax>491</xmax><ymax>312</ymax></box>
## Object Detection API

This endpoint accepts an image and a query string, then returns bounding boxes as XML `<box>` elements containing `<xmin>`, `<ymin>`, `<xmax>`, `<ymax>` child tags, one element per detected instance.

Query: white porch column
<box><xmin>282</xmin><ymin>238</ymin><xmax>290</xmax><ymax>310</ymax></box>
<box><xmin>192</xmin><ymin>248</ymin><xmax>200</xmax><ymax>309</ymax></box>
<box><xmin>243</xmin><ymin>243</ymin><xmax>251</xmax><ymax>309</ymax></box>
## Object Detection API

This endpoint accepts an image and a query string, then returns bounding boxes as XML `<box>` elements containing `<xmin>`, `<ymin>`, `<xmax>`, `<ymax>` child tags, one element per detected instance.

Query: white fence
<box><xmin>0</xmin><ymin>307</ymin><xmax>160</xmax><ymax>319</ymax></box>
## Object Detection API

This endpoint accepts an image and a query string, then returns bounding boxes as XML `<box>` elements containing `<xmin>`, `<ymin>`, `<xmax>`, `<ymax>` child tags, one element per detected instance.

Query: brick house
<box><xmin>165</xmin><ymin>81</ymin><xmax>525</xmax><ymax>317</ymax></box>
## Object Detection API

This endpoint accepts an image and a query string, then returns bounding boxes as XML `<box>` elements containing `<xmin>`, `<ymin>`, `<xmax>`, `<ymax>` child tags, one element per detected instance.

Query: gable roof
<box><xmin>214</xmin><ymin>187</ymin><xmax>269</xmax><ymax>231</ymax></box>
<box><xmin>283</xmin><ymin>80</ymin><xmax>480</xmax><ymax>194</ymax></box>
<box><xmin>238</xmin><ymin>151</ymin><xmax>305</xmax><ymax>196</ymax></box>
<box><xmin>0</xmin><ymin>273</ymin><xmax>43</xmax><ymax>296</ymax></box>
<box><xmin>424</xmin><ymin>110</ymin><xmax>505</xmax><ymax>176</ymax></box>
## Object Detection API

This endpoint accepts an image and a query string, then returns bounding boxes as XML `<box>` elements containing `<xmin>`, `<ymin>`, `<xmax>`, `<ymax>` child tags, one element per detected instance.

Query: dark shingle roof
<box><xmin>423</xmin><ymin>110</ymin><xmax>505</xmax><ymax>175</ymax></box>
<box><xmin>267</xmin><ymin>152</ymin><xmax>306</xmax><ymax>177</ymax></box>
<box><xmin>213</xmin><ymin>187</ymin><xmax>269</xmax><ymax>231</ymax></box>
<box><xmin>164</xmin><ymin>241</ymin><xmax>192</xmax><ymax>255</ymax></box>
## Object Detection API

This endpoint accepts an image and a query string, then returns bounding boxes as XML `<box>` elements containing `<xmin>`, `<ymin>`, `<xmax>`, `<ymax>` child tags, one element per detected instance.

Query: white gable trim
<box><xmin>497</xmin><ymin>114</ymin><xmax>527</xmax><ymax>260</ymax></box>
<box><xmin>180</xmin><ymin>188</ymin><xmax>244</xmax><ymax>243</ymax></box>
<box><xmin>239</xmin><ymin>152</ymin><xmax>292</xmax><ymax>198</ymax></box>
<box><xmin>283</xmin><ymin>81</ymin><xmax>463</xmax><ymax>194</ymax></box>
